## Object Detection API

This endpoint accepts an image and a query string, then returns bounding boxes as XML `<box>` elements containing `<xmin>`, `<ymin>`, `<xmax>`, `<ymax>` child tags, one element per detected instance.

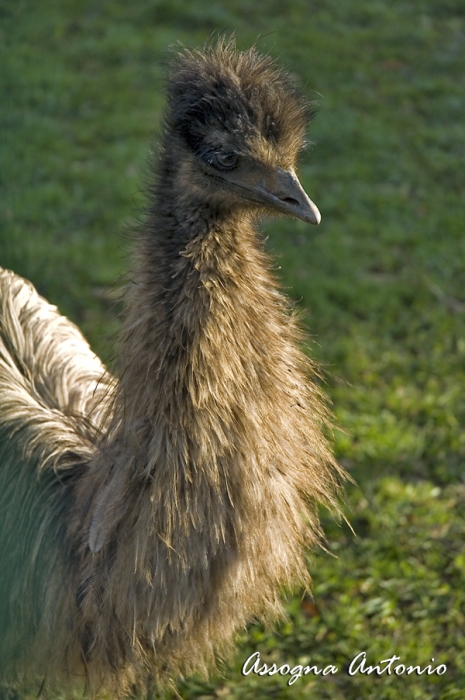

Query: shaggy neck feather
<box><xmin>73</xmin><ymin>155</ymin><xmax>339</xmax><ymax>687</ymax></box>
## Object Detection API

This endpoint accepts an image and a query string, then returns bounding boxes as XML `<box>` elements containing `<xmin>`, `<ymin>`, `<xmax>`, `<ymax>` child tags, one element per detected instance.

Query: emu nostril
<box><xmin>281</xmin><ymin>196</ymin><xmax>300</xmax><ymax>206</ymax></box>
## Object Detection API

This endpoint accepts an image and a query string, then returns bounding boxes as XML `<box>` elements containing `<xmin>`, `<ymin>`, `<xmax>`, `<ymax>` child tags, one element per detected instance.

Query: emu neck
<box><xmin>86</xmin><ymin>177</ymin><xmax>306</xmax><ymax>552</ymax></box>
<box><xmin>85</xmin><ymin>154</ymin><xmax>333</xmax><ymax>563</ymax></box>
<box><xmin>79</xmin><ymin>158</ymin><xmax>337</xmax><ymax>656</ymax></box>
<box><xmin>116</xmin><ymin>183</ymin><xmax>278</xmax><ymax>453</ymax></box>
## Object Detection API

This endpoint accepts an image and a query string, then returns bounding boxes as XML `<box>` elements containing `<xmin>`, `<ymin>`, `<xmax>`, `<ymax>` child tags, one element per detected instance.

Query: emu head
<box><xmin>164</xmin><ymin>39</ymin><xmax>321</xmax><ymax>225</ymax></box>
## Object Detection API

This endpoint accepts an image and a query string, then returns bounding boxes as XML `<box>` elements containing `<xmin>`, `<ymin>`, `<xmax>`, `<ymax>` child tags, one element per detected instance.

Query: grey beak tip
<box><xmin>305</xmin><ymin>200</ymin><xmax>321</xmax><ymax>225</ymax></box>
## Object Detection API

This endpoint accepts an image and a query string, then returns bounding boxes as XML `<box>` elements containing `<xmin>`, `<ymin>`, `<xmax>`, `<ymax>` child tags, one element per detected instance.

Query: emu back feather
<box><xmin>0</xmin><ymin>39</ymin><xmax>346</xmax><ymax>697</ymax></box>
<box><xmin>0</xmin><ymin>269</ymin><xmax>113</xmax><ymax>675</ymax></box>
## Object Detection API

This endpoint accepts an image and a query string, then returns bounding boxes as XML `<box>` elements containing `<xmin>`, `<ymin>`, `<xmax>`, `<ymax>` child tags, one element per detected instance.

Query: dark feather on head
<box><xmin>165</xmin><ymin>38</ymin><xmax>312</xmax><ymax>167</ymax></box>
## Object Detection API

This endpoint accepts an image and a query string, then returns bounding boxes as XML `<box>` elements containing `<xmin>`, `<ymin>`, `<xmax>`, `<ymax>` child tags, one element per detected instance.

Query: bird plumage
<box><xmin>0</xmin><ymin>38</ymin><xmax>345</xmax><ymax>697</ymax></box>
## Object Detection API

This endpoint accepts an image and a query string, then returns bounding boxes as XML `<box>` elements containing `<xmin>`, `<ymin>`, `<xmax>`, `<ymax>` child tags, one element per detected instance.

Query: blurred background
<box><xmin>1</xmin><ymin>0</ymin><xmax>465</xmax><ymax>698</ymax></box>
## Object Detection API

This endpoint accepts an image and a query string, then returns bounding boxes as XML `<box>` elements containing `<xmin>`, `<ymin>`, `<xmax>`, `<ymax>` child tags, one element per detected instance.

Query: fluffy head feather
<box><xmin>167</xmin><ymin>38</ymin><xmax>310</xmax><ymax>164</ymax></box>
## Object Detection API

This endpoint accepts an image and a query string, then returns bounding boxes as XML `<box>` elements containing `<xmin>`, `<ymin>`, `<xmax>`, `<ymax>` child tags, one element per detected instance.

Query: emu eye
<box><xmin>208</xmin><ymin>152</ymin><xmax>239</xmax><ymax>170</ymax></box>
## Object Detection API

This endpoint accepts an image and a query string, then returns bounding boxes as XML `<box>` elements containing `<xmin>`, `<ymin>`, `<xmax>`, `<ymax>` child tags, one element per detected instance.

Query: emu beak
<box><xmin>260</xmin><ymin>167</ymin><xmax>321</xmax><ymax>225</ymax></box>
<box><xmin>227</xmin><ymin>166</ymin><xmax>321</xmax><ymax>225</ymax></box>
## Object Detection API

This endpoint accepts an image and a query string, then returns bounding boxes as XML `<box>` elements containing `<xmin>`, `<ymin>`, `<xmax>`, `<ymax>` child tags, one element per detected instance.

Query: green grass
<box><xmin>1</xmin><ymin>0</ymin><xmax>465</xmax><ymax>698</ymax></box>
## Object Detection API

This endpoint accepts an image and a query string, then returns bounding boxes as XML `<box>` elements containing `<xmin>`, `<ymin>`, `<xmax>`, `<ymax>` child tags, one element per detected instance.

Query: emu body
<box><xmin>0</xmin><ymin>40</ymin><xmax>345</xmax><ymax>695</ymax></box>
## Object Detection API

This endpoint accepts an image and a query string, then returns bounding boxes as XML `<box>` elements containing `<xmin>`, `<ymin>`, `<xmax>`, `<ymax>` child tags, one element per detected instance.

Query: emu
<box><xmin>0</xmin><ymin>39</ymin><xmax>345</xmax><ymax>696</ymax></box>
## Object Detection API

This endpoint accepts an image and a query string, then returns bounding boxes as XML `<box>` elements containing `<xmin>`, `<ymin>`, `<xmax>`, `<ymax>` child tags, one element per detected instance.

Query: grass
<box><xmin>1</xmin><ymin>0</ymin><xmax>465</xmax><ymax>697</ymax></box>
